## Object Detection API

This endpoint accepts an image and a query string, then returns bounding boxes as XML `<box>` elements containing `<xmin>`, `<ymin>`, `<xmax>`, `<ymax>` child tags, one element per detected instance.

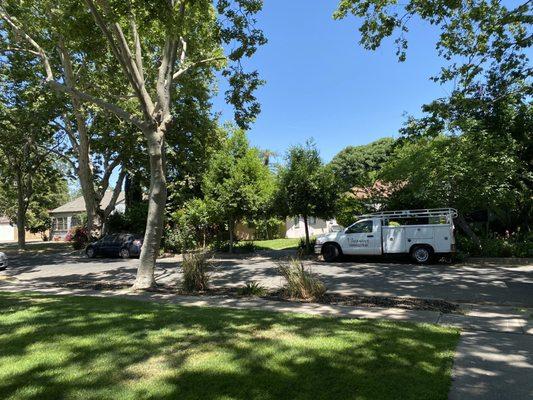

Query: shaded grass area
<box><xmin>0</xmin><ymin>241</ymin><xmax>72</xmax><ymax>256</ymax></box>
<box><xmin>0</xmin><ymin>292</ymin><xmax>459</xmax><ymax>400</ymax></box>
<box><xmin>252</xmin><ymin>238</ymin><xmax>300</xmax><ymax>250</ymax></box>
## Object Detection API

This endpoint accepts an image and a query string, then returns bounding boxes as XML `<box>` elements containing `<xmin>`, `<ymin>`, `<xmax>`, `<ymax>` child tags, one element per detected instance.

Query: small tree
<box><xmin>203</xmin><ymin>128</ymin><xmax>274</xmax><ymax>252</ymax></box>
<box><xmin>169</xmin><ymin>198</ymin><xmax>210</xmax><ymax>251</ymax></box>
<box><xmin>276</xmin><ymin>141</ymin><xmax>338</xmax><ymax>251</ymax></box>
<box><xmin>0</xmin><ymin>65</ymin><xmax>69</xmax><ymax>248</ymax></box>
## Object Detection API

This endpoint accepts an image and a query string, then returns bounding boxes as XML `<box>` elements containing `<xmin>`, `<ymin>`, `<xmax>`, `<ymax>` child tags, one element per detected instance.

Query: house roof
<box><xmin>50</xmin><ymin>191</ymin><xmax>125</xmax><ymax>215</ymax></box>
<box><xmin>350</xmin><ymin>181</ymin><xmax>388</xmax><ymax>200</ymax></box>
<box><xmin>350</xmin><ymin>180</ymin><xmax>403</xmax><ymax>200</ymax></box>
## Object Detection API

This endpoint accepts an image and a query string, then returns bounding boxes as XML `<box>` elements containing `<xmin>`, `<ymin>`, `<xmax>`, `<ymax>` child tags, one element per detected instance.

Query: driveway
<box><xmin>2</xmin><ymin>251</ymin><xmax>532</xmax><ymax>307</ymax></box>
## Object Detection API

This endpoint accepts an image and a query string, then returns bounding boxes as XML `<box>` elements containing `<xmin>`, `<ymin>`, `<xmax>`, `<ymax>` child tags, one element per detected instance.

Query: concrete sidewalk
<box><xmin>0</xmin><ymin>281</ymin><xmax>531</xmax><ymax>399</ymax></box>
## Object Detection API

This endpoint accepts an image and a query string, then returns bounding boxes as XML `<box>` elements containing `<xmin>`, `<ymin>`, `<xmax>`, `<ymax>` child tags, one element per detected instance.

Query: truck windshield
<box><xmin>346</xmin><ymin>220</ymin><xmax>373</xmax><ymax>234</ymax></box>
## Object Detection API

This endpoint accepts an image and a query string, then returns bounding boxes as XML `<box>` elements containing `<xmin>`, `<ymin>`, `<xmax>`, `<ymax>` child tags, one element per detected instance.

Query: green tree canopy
<box><xmin>380</xmin><ymin>133</ymin><xmax>525</xmax><ymax>229</ymax></box>
<box><xmin>329</xmin><ymin>137</ymin><xmax>395</xmax><ymax>191</ymax></box>
<box><xmin>203</xmin><ymin>127</ymin><xmax>275</xmax><ymax>252</ymax></box>
<box><xmin>335</xmin><ymin>0</ymin><xmax>531</xmax><ymax>234</ymax></box>
<box><xmin>0</xmin><ymin>53</ymin><xmax>69</xmax><ymax>247</ymax></box>
<box><xmin>276</xmin><ymin>141</ymin><xmax>338</xmax><ymax>249</ymax></box>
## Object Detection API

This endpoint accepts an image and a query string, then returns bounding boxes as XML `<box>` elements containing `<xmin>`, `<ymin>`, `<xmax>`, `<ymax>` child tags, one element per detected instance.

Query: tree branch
<box><xmin>85</xmin><ymin>0</ymin><xmax>155</xmax><ymax>119</ymax></box>
<box><xmin>0</xmin><ymin>6</ymin><xmax>148</xmax><ymax>130</ymax></box>
<box><xmin>130</xmin><ymin>18</ymin><xmax>144</xmax><ymax>84</ymax></box>
<box><xmin>36</xmin><ymin>142</ymin><xmax>77</xmax><ymax>171</ymax></box>
<box><xmin>101</xmin><ymin>157</ymin><xmax>121</xmax><ymax>193</ymax></box>
<box><xmin>0</xmin><ymin>46</ymin><xmax>40</xmax><ymax>55</ymax></box>
<box><xmin>49</xmin><ymin>81</ymin><xmax>147</xmax><ymax>129</ymax></box>
<box><xmin>103</xmin><ymin>167</ymin><xmax>126</xmax><ymax>218</ymax></box>
<box><xmin>172</xmin><ymin>56</ymin><xmax>225</xmax><ymax>81</ymax></box>
<box><xmin>0</xmin><ymin>6</ymin><xmax>54</xmax><ymax>80</ymax></box>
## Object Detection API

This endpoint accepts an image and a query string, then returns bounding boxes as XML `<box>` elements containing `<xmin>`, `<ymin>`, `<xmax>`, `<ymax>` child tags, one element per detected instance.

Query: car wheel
<box><xmin>86</xmin><ymin>247</ymin><xmax>96</xmax><ymax>258</ymax></box>
<box><xmin>411</xmin><ymin>245</ymin><xmax>432</xmax><ymax>264</ymax></box>
<box><xmin>120</xmin><ymin>248</ymin><xmax>130</xmax><ymax>259</ymax></box>
<box><xmin>322</xmin><ymin>243</ymin><xmax>340</xmax><ymax>262</ymax></box>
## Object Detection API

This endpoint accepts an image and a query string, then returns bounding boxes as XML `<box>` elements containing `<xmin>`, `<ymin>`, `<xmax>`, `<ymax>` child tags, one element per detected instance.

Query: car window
<box><xmin>346</xmin><ymin>220</ymin><xmax>373</xmax><ymax>234</ymax></box>
<box><xmin>102</xmin><ymin>234</ymin><xmax>116</xmax><ymax>243</ymax></box>
<box><xmin>115</xmin><ymin>234</ymin><xmax>130</xmax><ymax>243</ymax></box>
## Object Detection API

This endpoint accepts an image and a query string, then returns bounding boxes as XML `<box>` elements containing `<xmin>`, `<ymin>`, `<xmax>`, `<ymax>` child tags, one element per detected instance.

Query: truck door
<box><xmin>341</xmin><ymin>219</ymin><xmax>381</xmax><ymax>255</ymax></box>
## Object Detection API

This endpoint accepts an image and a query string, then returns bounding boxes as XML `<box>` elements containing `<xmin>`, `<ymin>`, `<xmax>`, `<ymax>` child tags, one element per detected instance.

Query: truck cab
<box><xmin>314</xmin><ymin>208</ymin><xmax>457</xmax><ymax>264</ymax></box>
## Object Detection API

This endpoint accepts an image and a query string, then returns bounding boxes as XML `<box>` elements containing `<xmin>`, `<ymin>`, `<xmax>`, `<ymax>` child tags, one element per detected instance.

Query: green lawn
<box><xmin>0</xmin><ymin>292</ymin><xmax>459</xmax><ymax>400</ymax></box>
<box><xmin>252</xmin><ymin>238</ymin><xmax>301</xmax><ymax>250</ymax></box>
<box><xmin>0</xmin><ymin>241</ymin><xmax>72</xmax><ymax>256</ymax></box>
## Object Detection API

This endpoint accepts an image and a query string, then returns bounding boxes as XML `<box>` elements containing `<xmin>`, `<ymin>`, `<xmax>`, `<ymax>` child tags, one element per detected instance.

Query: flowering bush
<box><xmin>67</xmin><ymin>226</ymin><xmax>90</xmax><ymax>250</ymax></box>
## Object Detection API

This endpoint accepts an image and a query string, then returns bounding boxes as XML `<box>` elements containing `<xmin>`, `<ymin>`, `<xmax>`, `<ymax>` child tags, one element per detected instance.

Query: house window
<box><xmin>311</xmin><ymin>217</ymin><xmax>317</xmax><ymax>224</ymax></box>
<box><xmin>53</xmin><ymin>217</ymin><xmax>68</xmax><ymax>231</ymax></box>
<box><xmin>71</xmin><ymin>215</ymin><xmax>81</xmax><ymax>227</ymax></box>
<box><xmin>293</xmin><ymin>216</ymin><xmax>300</xmax><ymax>228</ymax></box>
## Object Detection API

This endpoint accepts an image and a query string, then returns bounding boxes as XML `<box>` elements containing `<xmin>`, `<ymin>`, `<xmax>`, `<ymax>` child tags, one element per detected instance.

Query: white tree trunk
<box><xmin>133</xmin><ymin>131</ymin><xmax>167</xmax><ymax>290</ymax></box>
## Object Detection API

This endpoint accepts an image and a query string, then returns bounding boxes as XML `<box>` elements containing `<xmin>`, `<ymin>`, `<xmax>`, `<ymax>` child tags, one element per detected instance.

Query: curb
<box><xmin>466</xmin><ymin>257</ymin><xmax>532</xmax><ymax>265</ymax></box>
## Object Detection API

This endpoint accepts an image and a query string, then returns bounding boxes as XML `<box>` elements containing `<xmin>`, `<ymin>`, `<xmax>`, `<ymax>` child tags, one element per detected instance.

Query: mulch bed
<box><xmin>58</xmin><ymin>280</ymin><xmax>459</xmax><ymax>313</ymax></box>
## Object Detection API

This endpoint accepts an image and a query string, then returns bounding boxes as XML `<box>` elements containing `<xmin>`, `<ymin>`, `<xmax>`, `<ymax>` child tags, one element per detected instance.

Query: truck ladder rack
<box><xmin>357</xmin><ymin>208</ymin><xmax>458</xmax><ymax>220</ymax></box>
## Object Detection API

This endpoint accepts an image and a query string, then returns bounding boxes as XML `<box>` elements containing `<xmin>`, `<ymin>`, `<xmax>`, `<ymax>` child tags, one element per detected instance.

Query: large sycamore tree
<box><xmin>0</xmin><ymin>0</ymin><xmax>265</xmax><ymax>289</ymax></box>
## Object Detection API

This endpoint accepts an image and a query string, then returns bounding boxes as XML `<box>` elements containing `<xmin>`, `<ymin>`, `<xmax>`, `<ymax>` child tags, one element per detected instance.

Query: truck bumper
<box><xmin>314</xmin><ymin>245</ymin><xmax>323</xmax><ymax>255</ymax></box>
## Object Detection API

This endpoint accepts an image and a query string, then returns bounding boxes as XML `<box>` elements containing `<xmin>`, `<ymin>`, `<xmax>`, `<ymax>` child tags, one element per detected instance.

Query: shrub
<box><xmin>210</xmin><ymin>238</ymin><xmax>232</xmax><ymax>252</ymax></box>
<box><xmin>67</xmin><ymin>226</ymin><xmax>89</xmax><ymax>250</ymax></box>
<box><xmin>252</xmin><ymin>217</ymin><xmax>284</xmax><ymax>240</ymax></box>
<box><xmin>277</xmin><ymin>258</ymin><xmax>326</xmax><ymax>300</ymax></box>
<box><xmin>181</xmin><ymin>252</ymin><xmax>212</xmax><ymax>292</ymax></box>
<box><xmin>456</xmin><ymin>232</ymin><xmax>532</xmax><ymax>258</ymax></box>
<box><xmin>298</xmin><ymin>237</ymin><xmax>317</xmax><ymax>256</ymax></box>
<box><xmin>238</xmin><ymin>281</ymin><xmax>267</xmax><ymax>296</ymax></box>
<box><xmin>209</xmin><ymin>240</ymin><xmax>256</xmax><ymax>254</ymax></box>
<box><xmin>237</xmin><ymin>241</ymin><xmax>256</xmax><ymax>253</ymax></box>
<box><xmin>164</xmin><ymin>224</ymin><xmax>198</xmax><ymax>253</ymax></box>
<box><xmin>165</xmin><ymin>199</ymin><xmax>210</xmax><ymax>253</ymax></box>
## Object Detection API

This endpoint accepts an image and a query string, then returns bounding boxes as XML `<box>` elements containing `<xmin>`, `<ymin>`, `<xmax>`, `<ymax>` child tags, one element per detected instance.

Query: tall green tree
<box><xmin>0</xmin><ymin>53</ymin><xmax>67</xmax><ymax>248</ymax></box>
<box><xmin>203</xmin><ymin>128</ymin><xmax>275</xmax><ymax>253</ymax></box>
<box><xmin>0</xmin><ymin>170</ymin><xmax>69</xmax><ymax>241</ymax></box>
<box><xmin>329</xmin><ymin>137</ymin><xmax>395</xmax><ymax>191</ymax></box>
<box><xmin>0</xmin><ymin>0</ymin><xmax>266</xmax><ymax>289</ymax></box>
<box><xmin>276</xmin><ymin>142</ymin><xmax>338</xmax><ymax>250</ymax></box>
<box><xmin>335</xmin><ymin>0</ymin><xmax>532</xmax><ymax>233</ymax></box>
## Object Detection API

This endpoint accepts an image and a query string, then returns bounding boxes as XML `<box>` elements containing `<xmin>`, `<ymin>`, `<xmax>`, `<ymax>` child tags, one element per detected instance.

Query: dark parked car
<box><xmin>85</xmin><ymin>234</ymin><xmax>143</xmax><ymax>259</ymax></box>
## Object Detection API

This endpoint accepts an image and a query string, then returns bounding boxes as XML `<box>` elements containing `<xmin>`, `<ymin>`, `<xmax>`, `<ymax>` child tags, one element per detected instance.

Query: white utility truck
<box><xmin>314</xmin><ymin>208</ymin><xmax>457</xmax><ymax>264</ymax></box>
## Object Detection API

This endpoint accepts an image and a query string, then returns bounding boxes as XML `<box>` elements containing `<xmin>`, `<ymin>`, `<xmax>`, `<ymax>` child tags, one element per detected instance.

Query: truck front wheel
<box><xmin>322</xmin><ymin>243</ymin><xmax>340</xmax><ymax>262</ymax></box>
<box><xmin>410</xmin><ymin>245</ymin><xmax>433</xmax><ymax>264</ymax></box>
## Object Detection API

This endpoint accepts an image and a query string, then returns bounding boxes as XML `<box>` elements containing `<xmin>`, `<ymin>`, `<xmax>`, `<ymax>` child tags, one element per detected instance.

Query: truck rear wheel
<box><xmin>410</xmin><ymin>245</ymin><xmax>433</xmax><ymax>264</ymax></box>
<box><xmin>322</xmin><ymin>243</ymin><xmax>340</xmax><ymax>262</ymax></box>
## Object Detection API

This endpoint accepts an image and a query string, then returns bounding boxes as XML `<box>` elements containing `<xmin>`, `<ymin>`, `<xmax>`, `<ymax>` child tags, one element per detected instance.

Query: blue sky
<box><xmin>213</xmin><ymin>1</ymin><xmax>453</xmax><ymax>162</ymax></box>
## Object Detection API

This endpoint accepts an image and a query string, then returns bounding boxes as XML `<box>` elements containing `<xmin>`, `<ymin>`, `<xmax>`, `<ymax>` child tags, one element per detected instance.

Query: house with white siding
<box><xmin>0</xmin><ymin>216</ymin><xmax>15</xmax><ymax>242</ymax></box>
<box><xmin>49</xmin><ymin>192</ymin><xmax>126</xmax><ymax>240</ymax></box>
<box><xmin>285</xmin><ymin>216</ymin><xmax>340</xmax><ymax>238</ymax></box>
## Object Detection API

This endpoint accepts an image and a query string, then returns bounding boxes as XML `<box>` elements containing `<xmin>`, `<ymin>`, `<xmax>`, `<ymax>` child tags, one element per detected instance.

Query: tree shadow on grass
<box><xmin>0</xmin><ymin>292</ymin><xmax>459</xmax><ymax>400</ymax></box>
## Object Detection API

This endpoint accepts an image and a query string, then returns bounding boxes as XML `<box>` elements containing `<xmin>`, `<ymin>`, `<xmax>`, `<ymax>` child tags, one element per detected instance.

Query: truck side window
<box><xmin>346</xmin><ymin>220</ymin><xmax>373</xmax><ymax>234</ymax></box>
